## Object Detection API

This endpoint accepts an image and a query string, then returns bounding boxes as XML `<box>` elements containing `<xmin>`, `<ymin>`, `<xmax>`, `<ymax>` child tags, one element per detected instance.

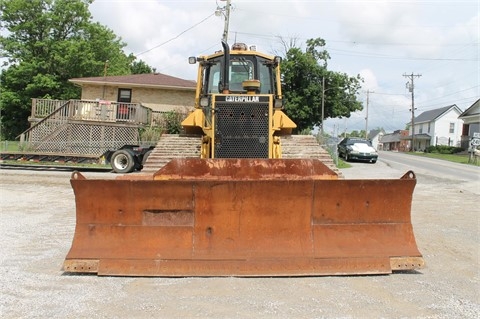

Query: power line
<box><xmin>231</xmin><ymin>31</ymin><xmax>477</xmax><ymax>62</ymax></box>
<box><xmin>327</xmin><ymin>48</ymin><xmax>476</xmax><ymax>61</ymax></box>
<box><xmin>422</xmin><ymin>86</ymin><xmax>479</xmax><ymax>104</ymax></box>
<box><xmin>417</xmin><ymin>96</ymin><xmax>479</xmax><ymax>111</ymax></box>
<box><xmin>369</xmin><ymin>91</ymin><xmax>408</xmax><ymax>96</ymax></box>
<box><xmin>231</xmin><ymin>30</ymin><xmax>478</xmax><ymax>48</ymax></box>
<box><xmin>135</xmin><ymin>13</ymin><xmax>215</xmax><ymax>56</ymax></box>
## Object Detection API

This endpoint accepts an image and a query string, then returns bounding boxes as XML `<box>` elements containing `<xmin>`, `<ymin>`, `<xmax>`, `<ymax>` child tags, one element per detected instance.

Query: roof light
<box><xmin>232</xmin><ymin>43</ymin><xmax>248</xmax><ymax>50</ymax></box>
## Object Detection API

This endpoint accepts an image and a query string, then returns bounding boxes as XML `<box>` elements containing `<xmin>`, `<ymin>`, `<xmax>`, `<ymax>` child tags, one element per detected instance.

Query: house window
<box><xmin>449</xmin><ymin>122</ymin><xmax>455</xmax><ymax>134</ymax></box>
<box><xmin>118</xmin><ymin>88</ymin><xmax>132</xmax><ymax>103</ymax></box>
<box><xmin>117</xmin><ymin>89</ymin><xmax>132</xmax><ymax>121</ymax></box>
<box><xmin>419</xmin><ymin>126</ymin><xmax>423</xmax><ymax>134</ymax></box>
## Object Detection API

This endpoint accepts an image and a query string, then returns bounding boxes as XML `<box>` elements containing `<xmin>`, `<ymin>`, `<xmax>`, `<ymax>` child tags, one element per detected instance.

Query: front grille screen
<box><xmin>214</xmin><ymin>102</ymin><xmax>269</xmax><ymax>158</ymax></box>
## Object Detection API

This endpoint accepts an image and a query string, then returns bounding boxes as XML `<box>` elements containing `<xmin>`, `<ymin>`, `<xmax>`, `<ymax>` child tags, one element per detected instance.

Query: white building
<box><xmin>367</xmin><ymin>129</ymin><xmax>384</xmax><ymax>150</ymax></box>
<box><xmin>408</xmin><ymin>105</ymin><xmax>464</xmax><ymax>151</ymax></box>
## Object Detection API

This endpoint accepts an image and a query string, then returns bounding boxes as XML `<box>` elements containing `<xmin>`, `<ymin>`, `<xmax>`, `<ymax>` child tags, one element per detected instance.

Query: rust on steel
<box><xmin>63</xmin><ymin>159</ymin><xmax>424</xmax><ymax>276</ymax></box>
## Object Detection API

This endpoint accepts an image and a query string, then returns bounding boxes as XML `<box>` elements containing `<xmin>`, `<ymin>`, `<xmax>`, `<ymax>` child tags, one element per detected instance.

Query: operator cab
<box><xmin>189</xmin><ymin>43</ymin><xmax>282</xmax><ymax>95</ymax></box>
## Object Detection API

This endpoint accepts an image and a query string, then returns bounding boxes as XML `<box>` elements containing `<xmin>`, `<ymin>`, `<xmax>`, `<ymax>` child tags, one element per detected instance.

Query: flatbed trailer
<box><xmin>0</xmin><ymin>151</ymin><xmax>100</xmax><ymax>163</ymax></box>
<box><xmin>3</xmin><ymin>99</ymin><xmax>159</xmax><ymax>173</ymax></box>
<box><xmin>0</xmin><ymin>144</ymin><xmax>154</xmax><ymax>173</ymax></box>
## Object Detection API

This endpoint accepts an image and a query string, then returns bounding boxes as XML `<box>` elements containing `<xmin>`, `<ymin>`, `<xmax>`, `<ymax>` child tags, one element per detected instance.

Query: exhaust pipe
<box><xmin>221</xmin><ymin>40</ymin><xmax>230</xmax><ymax>93</ymax></box>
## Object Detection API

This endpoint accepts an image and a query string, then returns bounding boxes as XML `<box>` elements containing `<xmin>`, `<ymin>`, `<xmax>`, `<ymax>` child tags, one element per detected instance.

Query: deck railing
<box><xmin>31</xmin><ymin>98</ymin><xmax>69</xmax><ymax>117</ymax></box>
<box><xmin>31</xmin><ymin>99</ymin><xmax>151</xmax><ymax>124</ymax></box>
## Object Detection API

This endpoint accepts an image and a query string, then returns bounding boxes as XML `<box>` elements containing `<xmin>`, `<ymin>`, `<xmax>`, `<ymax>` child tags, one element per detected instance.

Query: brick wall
<box><xmin>80</xmin><ymin>85</ymin><xmax>195</xmax><ymax>112</ymax></box>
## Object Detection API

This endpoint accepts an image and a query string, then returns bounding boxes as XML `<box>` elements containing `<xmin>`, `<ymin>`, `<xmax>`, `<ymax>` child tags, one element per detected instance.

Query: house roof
<box><xmin>367</xmin><ymin>129</ymin><xmax>384</xmax><ymax>140</ymax></box>
<box><xmin>69</xmin><ymin>73</ymin><xmax>196</xmax><ymax>91</ymax></box>
<box><xmin>414</xmin><ymin>104</ymin><xmax>461</xmax><ymax>123</ymax></box>
<box><xmin>401</xmin><ymin>133</ymin><xmax>432</xmax><ymax>140</ymax></box>
<box><xmin>380</xmin><ymin>130</ymin><xmax>408</xmax><ymax>143</ymax></box>
<box><xmin>459</xmin><ymin>98</ymin><xmax>479</xmax><ymax>118</ymax></box>
<box><xmin>380</xmin><ymin>132</ymin><xmax>400</xmax><ymax>143</ymax></box>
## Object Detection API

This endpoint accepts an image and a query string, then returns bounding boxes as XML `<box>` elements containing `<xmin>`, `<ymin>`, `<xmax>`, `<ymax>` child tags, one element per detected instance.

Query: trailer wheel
<box><xmin>142</xmin><ymin>150</ymin><xmax>152</xmax><ymax>165</ymax></box>
<box><xmin>111</xmin><ymin>150</ymin><xmax>135</xmax><ymax>173</ymax></box>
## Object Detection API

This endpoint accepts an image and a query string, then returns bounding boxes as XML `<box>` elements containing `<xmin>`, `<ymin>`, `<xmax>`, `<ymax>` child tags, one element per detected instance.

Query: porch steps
<box><xmin>141</xmin><ymin>134</ymin><xmax>201</xmax><ymax>173</ymax></box>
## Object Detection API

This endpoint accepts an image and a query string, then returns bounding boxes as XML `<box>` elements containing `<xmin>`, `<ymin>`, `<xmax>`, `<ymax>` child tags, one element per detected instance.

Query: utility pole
<box><xmin>365</xmin><ymin>90</ymin><xmax>373</xmax><ymax>139</ymax></box>
<box><xmin>216</xmin><ymin>0</ymin><xmax>232</xmax><ymax>42</ymax></box>
<box><xmin>321</xmin><ymin>76</ymin><xmax>337</xmax><ymax>136</ymax></box>
<box><xmin>102</xmin><ymin>60</ymin><xmax>109</xmax><ymax>99</ymax></box>
<box><xmin>321</xmin><ymin>76</ymin><xmax>325</xmax><ymax>136</ymax></box>
<box><xmin>403</xmin><ymin>73</ymin><xmax>422</xmax><ymax>152</ymax></box>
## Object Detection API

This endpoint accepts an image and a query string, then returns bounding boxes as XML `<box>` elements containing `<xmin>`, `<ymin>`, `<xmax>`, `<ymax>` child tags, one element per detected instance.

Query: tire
<box><xmin>111</xmin><ymin>149</ymin><xmax>135</xmax><ymax>173</ymax></box>
<box><xmin>141</xmin><ymin>150</ymin><xmax>152</xmax><ymax>165</ymax></box>
<box><xmin>371</xmin><ymin>159</ymin><xmax>377</xmax><ymax>164</ymax></box>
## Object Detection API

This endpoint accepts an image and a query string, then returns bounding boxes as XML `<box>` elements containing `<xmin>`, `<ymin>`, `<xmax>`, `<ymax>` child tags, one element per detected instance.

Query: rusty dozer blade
<box><xmin>63</xmin><ymin>159</ymin><xmax>424</xmax><ymax>276</ymax></box>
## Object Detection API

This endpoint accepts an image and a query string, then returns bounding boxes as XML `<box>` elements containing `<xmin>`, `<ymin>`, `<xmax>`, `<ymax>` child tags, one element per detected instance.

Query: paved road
<box><xmin>342</xmin><ymin>151</ymin><xmax>479</xmax><ymax>196</ymax></box>
<box><xmin>0</xmin><ymin>158</ymin><xmax>479</xmax><ymax>318</ymax></box>
<box><xmin>378</xmin><ymin>151</ymin><xmax>480</xmax><ymax>184</ymax></box>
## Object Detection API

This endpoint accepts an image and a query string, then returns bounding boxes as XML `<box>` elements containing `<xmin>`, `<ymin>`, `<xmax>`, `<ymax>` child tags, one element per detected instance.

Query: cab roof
<box><xmin>199</xmin><ymin>43</ymin><xmax>275</xmax><ymax>61</ymax></box>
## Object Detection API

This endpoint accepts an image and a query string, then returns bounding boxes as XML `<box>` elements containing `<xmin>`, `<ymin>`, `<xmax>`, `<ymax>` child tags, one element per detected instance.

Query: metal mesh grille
<box><xmin>214</xmin><ymin>102</ymin><xmax>269</xmax><ymax>158</ymax></box>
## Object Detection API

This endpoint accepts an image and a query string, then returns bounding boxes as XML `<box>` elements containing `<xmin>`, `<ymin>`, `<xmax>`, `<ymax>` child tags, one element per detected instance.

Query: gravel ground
<box><xmin>0</xmin><ymin>161</ymin><xmax>478</xmax><ymax>319</ymax></box>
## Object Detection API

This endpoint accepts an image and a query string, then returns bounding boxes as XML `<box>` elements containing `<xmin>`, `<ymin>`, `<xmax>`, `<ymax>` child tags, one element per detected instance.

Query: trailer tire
<box><xmin>111</xmin><ymin>149</ymin><xmax>135</xmax><ymax>173</ymax></box>
<box><xmin>142</xmin><ymin>150</ymin><xmax>152</xmax><ymax>165</ymax></box>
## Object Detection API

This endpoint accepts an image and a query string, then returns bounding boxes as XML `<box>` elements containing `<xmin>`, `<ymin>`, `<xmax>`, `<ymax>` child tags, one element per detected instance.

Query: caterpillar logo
<box><xmin>226</xmin><ymin>96</ymin><xmax>260</xmax><ymax>103</ymax></box>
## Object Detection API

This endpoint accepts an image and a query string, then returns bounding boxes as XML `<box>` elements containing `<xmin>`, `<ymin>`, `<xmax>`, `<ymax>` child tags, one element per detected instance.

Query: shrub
<box><xmin>164</xmin><ymin>110</ymin><xmax>183</xmax><ymax>134</ymax></box>
<box><xmin>426</xmin><ymin>145</ymin><xmax>437</xmax><ymax>153</ymax></box>
<box><xmin>426</xmin><ymin>145</ymin><xmax>464</xmax><ymax>154</ymax></box>
<box><xmin>452</xmin><ymin>147</ymin><xmax>464</xmax><ymax>154</ymax></box>
<box><xmin>139</xmin><ymin>126</ymin><xmax>163</xmax><ymax>144</ymax></box>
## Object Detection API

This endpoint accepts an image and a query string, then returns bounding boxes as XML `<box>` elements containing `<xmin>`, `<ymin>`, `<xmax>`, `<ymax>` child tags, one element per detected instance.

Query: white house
<box><xmin>367</xmin><ymin>129</ymin><xmax>384</xmax><ymax>150</ymax></box>
<box><xmin>408</xmin><ymin>105</ymin><xmax>463</xmax><ymax>151</ymax></box>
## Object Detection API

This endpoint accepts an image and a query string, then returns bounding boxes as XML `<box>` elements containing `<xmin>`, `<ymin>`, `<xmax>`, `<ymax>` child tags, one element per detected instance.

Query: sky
<box><xmin>89</xmin><ymin>0</ymin><xmax>479</xmax><ymax>135</ymax></box>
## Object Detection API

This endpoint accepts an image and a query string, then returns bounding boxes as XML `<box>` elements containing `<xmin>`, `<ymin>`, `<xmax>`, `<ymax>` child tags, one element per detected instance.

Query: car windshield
<box><xmin>346</xmin><ymin>139</ymin><xmax>372</xmax><ymax>146</ymax></box>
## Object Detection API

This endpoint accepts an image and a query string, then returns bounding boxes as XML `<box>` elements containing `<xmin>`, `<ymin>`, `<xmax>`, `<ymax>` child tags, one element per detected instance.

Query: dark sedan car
<box><xmin>337</xmin><ymin>137</ymin><xmax>378</xmax><ymax>163</ymax></box>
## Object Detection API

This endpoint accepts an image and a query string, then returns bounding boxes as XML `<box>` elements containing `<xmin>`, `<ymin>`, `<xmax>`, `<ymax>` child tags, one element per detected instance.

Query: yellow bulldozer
<box><xmin>63</xmin><ymin>42</ymin><xmax>424</xmax><ymax>276</ymax></box>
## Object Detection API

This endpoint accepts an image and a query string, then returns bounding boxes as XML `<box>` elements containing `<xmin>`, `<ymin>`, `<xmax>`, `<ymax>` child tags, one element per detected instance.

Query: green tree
<box><xmin>347</xmin><ymin>130</ymin><xmax>366</xmax><ymax>138</ymax></box>
<box><xmin>130</xmin><ymin>58</ymin><xmax>154</xmax><ymax>74</ymax></box>
<box><xmin>281</xmin><ymin>37</ymin><xmax>363</xmax><ymax>132</ymax></box>
<box><xmin>0</xmin><ymin>0</ymin><xmax>151</xmax><ymax>139</ymax></box>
